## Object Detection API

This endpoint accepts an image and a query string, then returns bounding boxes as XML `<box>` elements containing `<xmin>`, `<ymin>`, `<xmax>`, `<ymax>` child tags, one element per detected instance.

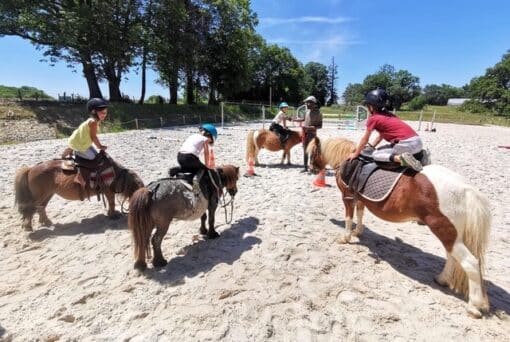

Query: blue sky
<box><xmin>1</xmin><ymin>0</ymin><xmax>509</xmax><ymax>100</ymax></box>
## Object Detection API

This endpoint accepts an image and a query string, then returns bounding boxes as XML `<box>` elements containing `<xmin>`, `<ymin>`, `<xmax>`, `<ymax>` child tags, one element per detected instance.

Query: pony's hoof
<box><xmin>134</xmin><ymin>261</ymin><xmax>147</xmax><ymax>271</ymax></box>
<box><xmin>152</xmin><ymin>258</ymin><xmax>167</xmax><ymax>268</ymax></box>
<box><xmin>466</xmin><ymin>304</ymin><xmax>483</xmax><ymax>319</ymax></box>
<box><xmin>199</xmin><ymin>227</ymin><xmax>208</xmax><ymax>235</ymax></box>
<box><xmin>39</xmin><ymin>219</ymin><xmax>53</xmax><ymax>227</ymax></box>
<box><xmin>207</xmin><ymin>231</ymin><xmax>220</xmax><ymax>239</ymax></box>
<box><xmin>336</xmin><ymin>235</ymin><xmax>350</xmax><ymax>244</ymax></box>
<box><xmin>433</xmin><ymin>275</ymin><xmax>449</xmax><ymax>287</ymax></box>
<box><xmin>22</xmin><ymin>225</ymin><xmax>33</xmax><ymax>232</ymax></box>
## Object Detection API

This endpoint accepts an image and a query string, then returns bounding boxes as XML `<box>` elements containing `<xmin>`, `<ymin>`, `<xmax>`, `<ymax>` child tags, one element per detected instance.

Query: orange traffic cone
<box><xmin>312</xmin><ymin>169</ymin><xmax>327</xmax><ymax>187</ymax></box>
<box><xmin>208</xmin><ymin>147</ymin><xmax>216</xmax><ymax>168</ymax></box>
<box><xmin>244</xmin><ymin>156</ymin><xmax>256</xmax><ymax>177</ymax></box>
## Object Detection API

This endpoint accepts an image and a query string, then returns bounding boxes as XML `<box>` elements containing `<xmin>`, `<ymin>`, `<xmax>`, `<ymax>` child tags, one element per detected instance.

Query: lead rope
<box><xmin>207</xmin><ymin>169</ymin><xmax>235</xmax><ymax>224</ymax></box>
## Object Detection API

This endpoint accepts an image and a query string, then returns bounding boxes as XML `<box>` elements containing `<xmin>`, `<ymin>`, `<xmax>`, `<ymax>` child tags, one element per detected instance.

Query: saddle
<box><xmin>168</xmin><ymin>167</ymin><xmax>196</xmax><ymax>186</ymax></box>
<box><xmin>61</xmin><ymin>150</ymin><xmax>115</xmax><ymax>200</ymax></box>
<box><xmin>340</xmin><ymin>148</ymin><xmax>429</xmax><ymax>202</ymax></box>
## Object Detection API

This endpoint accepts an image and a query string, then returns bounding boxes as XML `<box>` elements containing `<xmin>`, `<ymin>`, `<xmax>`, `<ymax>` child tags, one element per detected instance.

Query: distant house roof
<box><xmin>447</xmin><ymin>98</ymin><xmax>469</xmax><ymax>106</ymax></box>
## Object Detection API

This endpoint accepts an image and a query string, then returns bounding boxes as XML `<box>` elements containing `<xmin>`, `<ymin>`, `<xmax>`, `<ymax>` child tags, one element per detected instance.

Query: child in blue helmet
<box><xmin>169</xmin><ymin>123</ymin><xmax>218</xmax><ymax>178</ymax></box>
<box><xmin>270</xmin><ymin>102</ymin><xmax>291</xmax><ymax>145</ymax></box>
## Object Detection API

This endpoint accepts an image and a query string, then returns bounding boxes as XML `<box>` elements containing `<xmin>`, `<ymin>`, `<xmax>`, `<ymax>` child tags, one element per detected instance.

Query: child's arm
<box><xmin>370</xmin><ymin>133</ymin><xmax>383</xmax><ymax>147</ymax></box>
<box><xmin>89</xmin><ymin>120</ymin><xmax>107</xmax><ymax>150</ymax></box>
<box><xmin>348</xmin><ymin>129</ymin><xmax>371</xmax><ymax>160</ymax></box>
<box><xmin>203</xmin><ymin>142</ymin><xmax>210</xmax><ymax>167</ymax></box>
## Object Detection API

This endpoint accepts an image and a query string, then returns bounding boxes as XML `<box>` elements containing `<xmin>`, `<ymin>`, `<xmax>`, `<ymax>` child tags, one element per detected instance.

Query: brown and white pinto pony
<box><xmin>14</xmin><ymin>155</ymin><xmax>144</xmax><ymax>231</ymax></box>
<box><xmin>245</xmin><ymin>128</ymin><xmax>301</xmax><ymax>165</ymax></box>
<box><xmin>307</xmin><ymin>136</ymin><xmax>491</xmax><ymax>318</ymax></box>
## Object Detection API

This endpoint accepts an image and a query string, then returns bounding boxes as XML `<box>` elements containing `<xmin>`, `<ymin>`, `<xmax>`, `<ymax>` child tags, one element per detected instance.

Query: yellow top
<box><xmin>68</xmin><ymin>118</ymin><xmax>95</xmax><ymax>152</ymax></box>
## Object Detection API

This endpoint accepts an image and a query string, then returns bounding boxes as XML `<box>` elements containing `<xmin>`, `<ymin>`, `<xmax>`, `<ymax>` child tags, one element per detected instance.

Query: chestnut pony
<box><xmin>128</xmin><ymin>165</ymin><xmax>239</xmax><ymax>271</ymax></box>
<box><xmin>307</xmin><ymin>136</ymin><xmax>491</xmax><ymax>318</ymax></box>
<box><xmin>245</xmin><ymin>129</ymin><xmax>301</xmax><ymax>165</ymax></box>
<box><xmin>14</xmin><ymin>153</ymin><xmax>144</xmax><ymax>231</ymax></box>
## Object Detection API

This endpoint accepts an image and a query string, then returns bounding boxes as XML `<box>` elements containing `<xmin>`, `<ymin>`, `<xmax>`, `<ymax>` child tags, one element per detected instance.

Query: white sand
<box><xmin>0</xmin><ymin>121</ymin><xmax>509</xmax><ymax>341</ymax></box>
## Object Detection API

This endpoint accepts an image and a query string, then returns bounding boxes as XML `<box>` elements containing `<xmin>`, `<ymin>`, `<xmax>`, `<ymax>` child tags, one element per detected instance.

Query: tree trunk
<box><xmin>186</xmin><ymin>69</ymin><xmax>195</xmax><ymax>104</ymax></box>
<box><xmin>208</xmin><ymin>82</ymin><xmax>217</xmax><ymax>105</ymax></box>
<box><xmin>169</xmin><ymin>69</ymin><xmax>179</xmax><ymax>104</ymax></box>
<box><xmin>139</xmin><ymin>48</ymin><xmax>147</xmax><ymax>105</ymax></box>
<box><xmin>81</xmin><ymin>57</ymin><xmax>102</xmax><ymax>99</ymax></box>
<box><xmin>104</xmin><ymin>63</ymin><xmax>123</xmax><ymax>101</ymax></box>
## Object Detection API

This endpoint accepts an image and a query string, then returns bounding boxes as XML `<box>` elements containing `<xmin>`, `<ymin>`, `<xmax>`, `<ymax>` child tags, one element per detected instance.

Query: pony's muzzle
<box><xmin>228</xmin><ymin>188</ymin><xmax>237</xmax><ymax>196</ymax></box>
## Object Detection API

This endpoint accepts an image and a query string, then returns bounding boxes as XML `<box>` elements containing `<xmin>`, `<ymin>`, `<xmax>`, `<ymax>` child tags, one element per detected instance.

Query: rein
<box><xmin>207</xmin><ymin>169</ymin><xmax>235</xmax><ymax>224</ymax></box>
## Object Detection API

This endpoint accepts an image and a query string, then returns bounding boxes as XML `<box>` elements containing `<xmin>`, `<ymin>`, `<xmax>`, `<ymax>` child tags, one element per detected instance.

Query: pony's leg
<box><xmin>426</xmin><ymin>216</ymin><xmax>489</xmax><ymax>317</ymax></box>
<box><xmin>434</xmin><ymin>254</ymin><xmax>455</xmax><ymax>288</ymax></box>
<box><xmin>37</xmin><ymin>195</ymin><xmax>54</xmax><ymax>226</ymax></box>
<box><xmin>200</xmin><ymin>213</ymin><xmax>207</xmax><ymax>235</ymax></box>
<box><xmin>105</xmin><ymin>190</ymin><xmax>120</xmax><ymax>219</ymax></box>
<box><xmin>255</xmin><ymin>147</ymin><xmax>260</xmax><ymax>166</ymax></box>
<box><xmin>206</xmin><ymin>208</ymin><xmax>219</xmax><ymax>239</ymax></box>
<box><xmin>151</xmin><ymin>222</ymin><xmax>170</xmax><ymax>268</ymax></box>
<box><xmin>353</xmin><ymin>202</ymin><xmax>365</xmax><ymax>237</ymax></box>
<box><xmin>22</xmin><ymin>215</ymin><xmax>34</xmax><ymax>232</ymax></box>
<box><xmin>450</xmin><ymin>241</ymin><xmax>489</xmax><ymax>317</ymax></box>
<box><xmin>337</xmin><ymin>197</ymin><xmax>356</xmax><ymax>244</ymax></box>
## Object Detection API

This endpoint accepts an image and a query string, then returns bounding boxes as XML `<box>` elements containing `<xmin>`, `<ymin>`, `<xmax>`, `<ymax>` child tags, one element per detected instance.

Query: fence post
<box><xmin>135</xmin><ymin>118</ymin><xmax>139</xmax><ymax>130</ymax></box>
<box><xmin>221</xmin><ymin>101</ymin><xmax>224</xmax><ymax>128</ymax></box>
<box><xmin>431</xmin><ymin>110</ymin><xmax>436</xmax><ymax>130</ymax></box>
<box><xmin>183</xmin><ymin>115</ymin><xmax>186</xmax><ymax>125</ymax></box>
<box><xmin>160</xmin><ymin>117</ymin><xmax>163</xmax><ymax>127</ymax></box>
<box><xmin>418</xmin><ymin>110</ymin><xmax>423</xmax><ymax>131</ymax></box>
<box><xmin>262</xmin><ymin>105</ymin><xmax>265</xmax><ymax>129</ymax></box>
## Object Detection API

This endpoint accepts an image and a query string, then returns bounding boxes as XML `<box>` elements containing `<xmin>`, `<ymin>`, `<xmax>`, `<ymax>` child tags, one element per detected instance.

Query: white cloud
<box><xmin>260</xmin><ymin>16</ymin><xmax>352</xmax><ymax>27</ymax></box>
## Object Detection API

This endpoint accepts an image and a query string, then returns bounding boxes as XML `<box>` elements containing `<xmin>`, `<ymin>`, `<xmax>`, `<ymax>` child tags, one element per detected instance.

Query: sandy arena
<box><xmin>0</xmin><ymin>121</ymin><xmax>509</xmax><ymax>341</ymax></box>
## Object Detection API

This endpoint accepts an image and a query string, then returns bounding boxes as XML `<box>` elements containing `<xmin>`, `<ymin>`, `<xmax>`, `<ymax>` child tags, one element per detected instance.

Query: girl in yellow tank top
<box><xmin>68</xmin><ymin>98</ymin><xmax>109</xmax><ymax>160</ymax></box>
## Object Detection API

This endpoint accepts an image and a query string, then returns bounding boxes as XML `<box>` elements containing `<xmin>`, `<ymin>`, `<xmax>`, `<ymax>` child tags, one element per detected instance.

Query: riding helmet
<box><xmin>200</xmin><ymin>123</ymin><xmax>218</xmax><ymax>141</ymax></box>
<box><xmin>87</xmin><ymin>98</ymin><xmax>109</xmax><ymax>112</ymax></box>
<box><xmin>279</xmin><ymin>102</ymin><xmax>289</xmax><ymax>109</ymax></box>
<box><xmin>363</xmin><ymin>88</ymin><xmax>388</xmax><ymax>109</ymax></box>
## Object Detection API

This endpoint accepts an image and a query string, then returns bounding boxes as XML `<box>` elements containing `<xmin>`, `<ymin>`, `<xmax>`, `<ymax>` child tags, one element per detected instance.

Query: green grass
<box><xmin>321</xmin><ymin>105</ymin><xmax>510</xmax><ymax>126</ymax></box>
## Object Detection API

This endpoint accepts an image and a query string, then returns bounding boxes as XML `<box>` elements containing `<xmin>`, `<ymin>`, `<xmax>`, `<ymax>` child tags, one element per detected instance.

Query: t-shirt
<box><xmin>68</xmin><ymin>118</ymin><xmax>95</xmax><ymax>152</ymax></box>
<box><xmin>304</xmin><ymin>108</ymin><xmax>322</xmax><ymax>128</ymax></box>
<box><xmin>366</xmin><ymin>112</ymin><xmax>417</xmax><ymax>143</ymax></box>
<box><xmin>272</xmin><ymin>111</ymin><xmax>287</xmax><ymax>124</ymax></box>
<box><xmin>179</xmin><ymin>134</ymin><xmax>209</xmax><ymax>157</ymax></box>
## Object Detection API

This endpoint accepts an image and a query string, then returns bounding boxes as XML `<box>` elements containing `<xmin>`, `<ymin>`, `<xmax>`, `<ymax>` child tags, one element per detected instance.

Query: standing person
<box><xmin>68</xmin><ymin>98</ymin><xmax>108</xmax><ymax>160</ymax></box>
<box><xmin>169</xmin><ymin>123</ymin><xmax>217</xmax><ymax>179</ymax></box>
<box><xmin>302</xmin><ymin>95</ymin><xmax>323</xmax><ymax>172</ymax></box>
<box><xmin>269</xmin><ymin>102</ymin><xmax>291</xmax><ymax>145</ymax></box>
<box><xmin>347</xmin><ymin>88</ymin><xmax>423</xmax><ymax>171</ymax></box>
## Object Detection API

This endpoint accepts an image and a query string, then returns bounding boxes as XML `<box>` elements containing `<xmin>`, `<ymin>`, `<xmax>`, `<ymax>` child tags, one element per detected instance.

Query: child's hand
<box><xmin>99</xmin><ymin>145</ymin><xmax>107</xmax><ymax>150</ymax></box>
<box><xmin>347</xmin><ymin>152</ymin><xmax>357</xmax><ymax>161</ymax></box>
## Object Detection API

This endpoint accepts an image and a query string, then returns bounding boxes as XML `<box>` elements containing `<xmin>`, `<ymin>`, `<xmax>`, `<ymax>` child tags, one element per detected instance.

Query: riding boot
<box><xmin>169</xmin><ymin>166</ymin><xmax>181</xmax><ymax>177</ymax></box>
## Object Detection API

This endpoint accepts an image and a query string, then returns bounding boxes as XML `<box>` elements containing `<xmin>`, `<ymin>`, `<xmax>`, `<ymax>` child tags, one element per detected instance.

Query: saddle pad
<box><xmin>90</xmin><ymin>166</ymin><xmax>115</xmax><ymax>189</ymax></box>
<box><xmin>359</xmin><ymin>168</ymin><xmax>404</xmax><ymax>202</ymax></box>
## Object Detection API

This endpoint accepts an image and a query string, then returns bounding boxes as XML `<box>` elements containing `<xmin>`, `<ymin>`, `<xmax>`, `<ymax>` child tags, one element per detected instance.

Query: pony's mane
<box><xmin>307</xmin><ymin>137</ymin><xmax>355</xmax><ymax>169</ymax></box>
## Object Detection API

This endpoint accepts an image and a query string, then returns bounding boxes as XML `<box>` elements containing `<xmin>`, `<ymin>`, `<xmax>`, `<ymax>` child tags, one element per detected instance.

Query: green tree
<box><xmin>342</xmin><ymin>83</ymin><xmax>364</xmax><ymax>106</ymax></box>
<box><xmin>303</xmin><ymin>62</ymin><xmax>329</xmax><ymax>106</ymax></box>
<box><xmin>465</xmin><ymin>50</ymin><xmax>510</xmax><ymax>115</ymax></box>
<box><xmin>423</xmin><ymin>84</ymin><xmax>465</xmax><ymax>105</ymax></box>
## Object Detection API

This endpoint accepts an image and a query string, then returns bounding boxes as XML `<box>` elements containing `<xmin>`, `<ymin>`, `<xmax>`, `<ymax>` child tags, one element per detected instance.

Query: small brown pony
<box><xmin>129</xmin><ymin>165</ymin><xmax>239</xmax><ymax>271</ymax></box>
<box><xmin>307</xmin><ymin>136</ymin><xmax>491</xmax><ymax>318</ymax></box>
<box><xmin>245</xmin><ymin>128</ymin><xmax>301</xmax><ymax>165</ymax></box>
<box><xmin>14</xmin><ymin>153</ymin><xmax>144</xmax><ymax>231</ymax></box>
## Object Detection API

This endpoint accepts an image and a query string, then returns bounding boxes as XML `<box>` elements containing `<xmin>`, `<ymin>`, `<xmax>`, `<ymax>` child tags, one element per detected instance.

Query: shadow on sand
<box><xmin>329</xmin><ymin>218</ymin><xmax>510</xmax><ymax>317</ymax></box>
<box><xmin>147</xmin><ymin>216</ymin><xmax>261</xmax><ymax>285</ymax></box>
<box><xmin>28</xmin><ymin>213</ymin><xmax>126</xmax><ymax>241</ymax></box>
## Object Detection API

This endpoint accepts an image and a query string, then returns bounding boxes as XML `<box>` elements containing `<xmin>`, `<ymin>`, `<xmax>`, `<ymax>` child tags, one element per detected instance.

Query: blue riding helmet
<box><xmin>200</xmin><ymin>123</ymin><xmax>218</xmax><ymax>141</ymax></box>
<box><xmin>279</xmin><ymin>102</ymin><xmax>289</xmax><ymax>109</ymax></box>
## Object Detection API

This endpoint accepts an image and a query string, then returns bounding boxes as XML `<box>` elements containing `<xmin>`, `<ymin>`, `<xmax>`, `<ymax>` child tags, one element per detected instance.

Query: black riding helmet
<box><xmin>87</xmin><ymin>98</ymin><xmax>109</xmax><ymax>112</ymax></box>
<box><xmin>363</xmin><ymin>88</ymin><xmax>389</xmax><ymax>109</ymax></box>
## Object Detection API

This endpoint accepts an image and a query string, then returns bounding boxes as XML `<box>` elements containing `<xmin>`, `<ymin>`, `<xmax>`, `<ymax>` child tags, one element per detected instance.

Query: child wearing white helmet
<box><xmin>270</xmin><ymin>102</ymin><xmax>291</xmax><ymax>145</ymax></box>
<box><xmin>169</xmin><ymin>123</ymin><xmax>218</xmax><ymax>179</ymax></box>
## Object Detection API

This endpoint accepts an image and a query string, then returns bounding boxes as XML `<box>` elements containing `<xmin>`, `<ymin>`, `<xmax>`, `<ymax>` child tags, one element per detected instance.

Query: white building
<box><xmin>447</xmin><ymin>98</ymin><xmax>469</xmax><ymax>106</ymax></box>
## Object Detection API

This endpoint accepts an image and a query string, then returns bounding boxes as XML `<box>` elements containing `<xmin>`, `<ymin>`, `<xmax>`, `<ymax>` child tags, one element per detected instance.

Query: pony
<box><xmin>14</xmin><ymin>152</ymin><xmax>144</xmax><ymax>231</ymax></box>
<box><xmin>307</xmin><ymin>136</ymin><xmax>491</xmax><ymax>318</ymax></box>
<box><xmin>245</xmin><ymin>128</ymin><xmax>301</xmax><ymax>165</ymax></box>
<box><xmin>128</xmin><ymin>165</ymin><xmax>240</xmax><ymax>271</ymax></box>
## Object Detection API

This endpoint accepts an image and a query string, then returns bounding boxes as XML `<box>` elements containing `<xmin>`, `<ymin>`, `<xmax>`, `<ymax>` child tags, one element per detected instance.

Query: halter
<box><xmin>207</xmin><ymin>169</ymin><xmax>235</xmax><ymax>224</ymax></box>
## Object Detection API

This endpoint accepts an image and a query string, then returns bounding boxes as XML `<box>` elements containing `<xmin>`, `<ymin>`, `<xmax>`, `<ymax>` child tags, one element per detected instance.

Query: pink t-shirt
<box><xmin>366</xmin><ymin>112</ymin><xmax>417</xmax><ymax>143</ymax></box>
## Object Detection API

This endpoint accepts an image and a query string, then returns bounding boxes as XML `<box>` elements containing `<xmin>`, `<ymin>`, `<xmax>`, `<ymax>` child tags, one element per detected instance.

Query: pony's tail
<box><xmin>14</xmin><ymin>167</ymin><xmax>36</xmax><ymax>221</ymax></box>
<box><xmin>450</xmin><ymin>187</ymin><xmax>491</xmax><ymax>297</ymax></box>
<box><xmin>246</xmin><ymin>130</ymin><xmax>256</xmax><ymax>163</ymax></box>
<box><xmin>128</xmin><ymin>187</ymin><xmax>154</xmax><ymax>265</ymax></box>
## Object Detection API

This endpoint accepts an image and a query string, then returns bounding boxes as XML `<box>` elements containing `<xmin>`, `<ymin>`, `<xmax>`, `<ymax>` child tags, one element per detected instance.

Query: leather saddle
<box><xmin>340</xmin><ymin>148</ymin><xmax>429</xmax><ymax>201</ymax></box>
<box><xmin>61</xmin><ymin>150</ymin><xmax>114</xmax><ymax>199</ymax></box>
